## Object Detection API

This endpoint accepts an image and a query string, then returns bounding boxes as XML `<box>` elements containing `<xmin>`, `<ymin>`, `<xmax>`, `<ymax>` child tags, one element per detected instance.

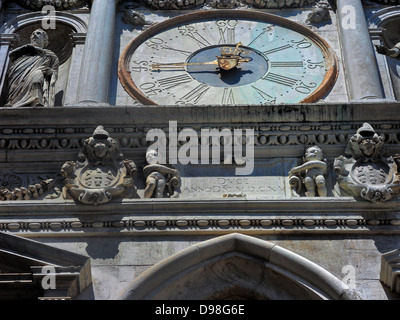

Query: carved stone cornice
<box><xmin>0</xmin><ymin>198</ymin><xmax>399</xmax><ymax>236</ymax></box>
<box><xmin>140</xmin><ymin>0</ymin><xmax>316</xmax><ymax>10</ymax></box>
<box><xmin>15</xmin><ymin>0</ymin><xmax>89</xmax><ymax>10</ymax></box>
<box><xmin>1</xmin><ymin>103</ymin><xmax>400</xmax><ymax>165</ymax></box>
<box><xmin>369</xmin><ymin>0</ymin><xmax>400</xmax><ymax>4</ymax></box>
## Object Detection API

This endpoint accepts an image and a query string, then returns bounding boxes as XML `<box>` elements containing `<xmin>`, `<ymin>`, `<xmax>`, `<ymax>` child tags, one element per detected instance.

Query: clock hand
<box><xmin>151</xmin><ymin>60</ymin><xmax>219</xmax><ymax>71</ymax></box>
<box><xmin>151</xmin><ymin>57</ymin><xmax>252</xmax><ymax>71</ymax></box>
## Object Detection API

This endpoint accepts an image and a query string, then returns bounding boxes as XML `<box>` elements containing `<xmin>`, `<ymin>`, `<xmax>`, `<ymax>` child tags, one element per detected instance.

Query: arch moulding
<box><xmin>117</xmin><ymin>233</ymin><xmax>359</xmax><ymax>300</ymax></box>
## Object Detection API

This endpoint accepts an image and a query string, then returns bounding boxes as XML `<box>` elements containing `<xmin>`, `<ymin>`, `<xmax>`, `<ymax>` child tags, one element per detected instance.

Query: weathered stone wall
<box><xmin>0</xmin><ymin>1</ymin><xmax>399</xmax><ymax>300</ymax></box>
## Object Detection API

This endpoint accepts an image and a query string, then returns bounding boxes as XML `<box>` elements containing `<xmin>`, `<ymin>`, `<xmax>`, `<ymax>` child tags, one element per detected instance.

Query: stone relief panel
<box><xmin>334</xmin><ymin>123</ymin><xmax>400</xmax><ymax>202</ymax></box>
<box><xmin>2</xmin><ymin>121</ymin><xmax>400</xmax><ymax>202</ymax></box>
<box><xmin>61</xmin><ymin>126</ymin><xmax>138</xmax><ymax>205</ymax></box>
<box><xmin>0</xmin><ymin>172</ymin><xmax>60</xmax><ymax>201</ymax></box>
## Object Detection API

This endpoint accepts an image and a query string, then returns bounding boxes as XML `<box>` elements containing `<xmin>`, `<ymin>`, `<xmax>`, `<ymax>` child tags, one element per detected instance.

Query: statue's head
<box><xmin>305</xmin><ymin>146</ymin><xmax>323</xmax><ymax>162</ymax></box>
<box><xmin>356</xmin><ymin>123</ymin><xmax>382</xmax><ymax>157</ymax></box>
<box><xmin>30</xmin><ymin>29</ymin><xmax>49</xmax><ymax>48</ymax></box>
<box><xmin>146</xmin><ymin>149</ymin><xmax>159</xmax><ymax>165</ymax></box>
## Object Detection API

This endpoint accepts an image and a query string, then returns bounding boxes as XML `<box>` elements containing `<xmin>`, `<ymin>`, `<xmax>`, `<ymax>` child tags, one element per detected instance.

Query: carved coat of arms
<box><xmin>61</xmin><ymin>126</ymin><xmax>137</xmax><ymax>205</ymax></box>
<box><xmin>334</xmin><ymin>123</ymin><xmax>400</xmax><ymax>202</ymax></box>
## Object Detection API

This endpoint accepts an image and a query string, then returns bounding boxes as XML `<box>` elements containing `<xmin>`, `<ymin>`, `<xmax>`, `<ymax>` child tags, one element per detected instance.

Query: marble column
<box><xmin>77</xmin><ymin>0</ymin><xmax>118</xmax><ymax>105</ymax></box>
<box><xmin>336</xmin><ymin>0</ymin><xmax>385</xmax><ymax>100</ymax></box>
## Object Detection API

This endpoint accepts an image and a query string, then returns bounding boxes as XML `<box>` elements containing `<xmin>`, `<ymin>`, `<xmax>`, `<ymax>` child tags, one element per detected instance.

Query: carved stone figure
<box><xmin>305</xmin><ymin>4</ymin><xmax>330</xmax><ymax>26</ymax></box>
<box><xmin>206</xmin><ymin>0</ymin><xmax>243</xmax><ymax>9</ymax></box>
<box><xmin>123</xmin><ymin>10</ymin><xmax>151</xmax><ymax>26</ymax></box>
<box><xmin>143</xmin><ymin>149</ymin><xmax>181</xmax><ymax>198</ymax></box>
<box><xmin>61</xmin><ymin>126</ymin><xmax>137</xmax><ymax>205</ymax></box>
<box><xmin>5</xmin><ymin>29</ymin><xmax>59</xmax><ymax>108</ymax></box>
<box><xmin>334</xmin><ymin>123</ymin><xmax>400</xmax><ymax>202</ymax></box>
<box><xmin>289</xmin><ymin>145</ymin><xmax>327</xmax><ymax>197</ymax></box>
<box><xmin>375</xmin><ymin>42</ymin><xmax>400</xmax><ymax>60</ymax></box>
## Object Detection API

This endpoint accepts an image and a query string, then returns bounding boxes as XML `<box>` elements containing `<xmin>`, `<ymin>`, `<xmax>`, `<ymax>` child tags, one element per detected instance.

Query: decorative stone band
<box><xmin>142</xmin><ymin>0</ymin><xmax>316</xmax><ymax>10</ymax></box>
<box><xmin>15</xmin><ymin>0</ymin><xmax>88</xmax><ymax>10</ymax></box>
<box><xmin>1</xmin><ymin>122</ymin><xmax>400</xmax><ymax>154</ymax></box>
<box><xmin>370</xmin><ymin>0</ymin><xmax>400</xmax><ymax>3</ymax></box>
<box><xmin>1</xmin><ymin>216</ymin><xmax>400</xmax><ymax>236</ymax></box>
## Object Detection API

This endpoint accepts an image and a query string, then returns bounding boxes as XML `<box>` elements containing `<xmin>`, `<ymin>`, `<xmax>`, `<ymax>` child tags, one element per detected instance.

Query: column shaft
<box><xmin>77</xmin><ymin>0</ymin><xmax>117</xmax><ymax>104</ymax></box>
<box><xmin>337</xmin><ymin>0</ymin><xmax>385</xmax><ymax>100</ymax></box>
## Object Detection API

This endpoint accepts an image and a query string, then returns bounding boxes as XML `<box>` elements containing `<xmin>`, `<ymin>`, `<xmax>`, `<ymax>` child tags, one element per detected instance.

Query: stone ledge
<box><xmin>0</xmin><ymin>197</ymin><xmax>399</xmax><ymax>215</ymax></box>
<box><xmin>0</xmin><ymin>101</ymin><xmax>400</xmax><ymax>124</ymax></box>
<box><xmin>0</xmin><ymin>198</ymin><xmax>399</xmax><ymax>237</ymax></box>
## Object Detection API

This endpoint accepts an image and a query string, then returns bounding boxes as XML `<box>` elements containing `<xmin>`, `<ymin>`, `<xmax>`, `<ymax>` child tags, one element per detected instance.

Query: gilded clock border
<box><xmin>118</xmin><ymin>10</ymin><xmax>339</xmax><ymax>105</ymax></box>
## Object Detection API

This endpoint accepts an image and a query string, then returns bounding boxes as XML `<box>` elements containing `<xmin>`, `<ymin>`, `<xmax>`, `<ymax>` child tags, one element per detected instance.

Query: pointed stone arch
<box><xmin>117</xmin><ymin>233</ymin><xmax>359</xmax><ymax>300</ymax></box>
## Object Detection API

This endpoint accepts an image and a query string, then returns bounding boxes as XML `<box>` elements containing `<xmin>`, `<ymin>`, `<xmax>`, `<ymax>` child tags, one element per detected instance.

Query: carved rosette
<box><xmin>61</xmin><ymin>126</ymin><xmax>137</xmax><ymax>205</ymax></box>
<box><xmin>334</xmin><ymin>123</ymin><xmax>400</xmax><ymax>203</ymax></box>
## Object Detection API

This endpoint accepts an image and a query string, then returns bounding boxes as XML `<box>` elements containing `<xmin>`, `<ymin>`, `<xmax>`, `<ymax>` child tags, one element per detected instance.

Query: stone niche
<box><xmin>0</xmin><ymin>11</ymin><xmax>87</xmax><ymax>107</ymax></box>
<box><xmin>6</xmin><ymin>24</ymin><xmax>74</xmax><ymax>106</ymax></box>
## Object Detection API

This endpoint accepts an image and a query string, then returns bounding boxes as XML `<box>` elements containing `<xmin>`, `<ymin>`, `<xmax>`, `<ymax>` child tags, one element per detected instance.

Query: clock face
<box><xmin>119</xmin><ymin>10</ymin><xmax>338</xmax><ymax>106</ymax></box>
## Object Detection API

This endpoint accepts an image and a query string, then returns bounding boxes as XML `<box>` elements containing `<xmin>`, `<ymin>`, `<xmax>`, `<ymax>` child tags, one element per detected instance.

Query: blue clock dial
<box><xmin>119</xmin><ymin>10</ymin><xmax>338</xmax><ymax>106</ymax></box>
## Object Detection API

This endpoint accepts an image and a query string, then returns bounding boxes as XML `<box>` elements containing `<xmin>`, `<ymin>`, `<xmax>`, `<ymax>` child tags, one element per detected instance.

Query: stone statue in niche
<box><xmin>289</xmin><ymin>145</ymin><xmax>327</xmax><ymax>197</ymax></box>
<box><xmin>375</xmin><ymin>42</ymin><xmax>400</xmax><ymax>60</ymax></box>
<box><xmin>5</xmin><ymin>29</ymin><xmax>59</xmax><ymax>108</ymax></box>
<box><xmin>143</xmin><ymin>149</ymin><xmax>181</xmax><ymax>198</ymax></box>
<box><xmin>60</xmin><ymin>126</ymin><xmax>137</xmax><ymax>205</ymax></box>
<box><xmin>334</xmin><ymin>123</ymin><xmax>400</xmax><ymax>202</ymax></box>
